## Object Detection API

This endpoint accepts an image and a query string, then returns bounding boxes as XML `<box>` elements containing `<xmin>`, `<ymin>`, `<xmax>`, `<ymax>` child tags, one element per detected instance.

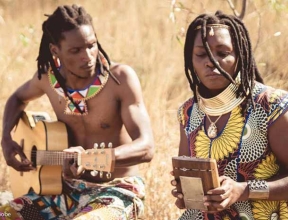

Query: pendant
<box><xmin>207</xmin><ymin>122</ymin><xmax>217</xmax><ymax>138</ymax></box>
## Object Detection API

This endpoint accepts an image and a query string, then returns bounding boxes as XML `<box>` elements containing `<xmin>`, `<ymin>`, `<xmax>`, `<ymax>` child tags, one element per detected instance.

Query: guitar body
<box><xmin>10</xmin><ymin>111</ymin><xmax>68</xmax><ymax>198</ymax></box>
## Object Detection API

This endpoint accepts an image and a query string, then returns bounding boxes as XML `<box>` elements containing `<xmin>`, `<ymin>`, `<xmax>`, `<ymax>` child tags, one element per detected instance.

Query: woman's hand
<box><xmin>170</xmin><ymin>171</ymin><xmax>186</xmax><ymax>209</ymax></box>
<box><xmin>203</xmin><ymin>176</ymin><xmax>249</xmax><ymax>212</ymax></box>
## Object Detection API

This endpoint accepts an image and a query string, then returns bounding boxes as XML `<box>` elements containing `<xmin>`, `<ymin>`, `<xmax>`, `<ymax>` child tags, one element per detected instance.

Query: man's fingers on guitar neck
<box><xmin>64</xmin><ymin>146</ymin><xmax>85</xmax><ymax>153</ymax></box>
<box><xmin>76</xmin><ymin>165</ymin><xmax>85</xmax><ymax>175</ymax></box>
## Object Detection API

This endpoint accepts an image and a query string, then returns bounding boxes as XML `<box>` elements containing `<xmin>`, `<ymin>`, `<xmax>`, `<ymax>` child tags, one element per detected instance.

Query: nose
<box><xmin>81</xmin><ymin>48</ymin><xmax>93</xmax><ymax>62</ymax></box>
<box><xmin>205</xmin><ymin>58</ymin><xmax>219</xmax><ymax>68</ymax></box>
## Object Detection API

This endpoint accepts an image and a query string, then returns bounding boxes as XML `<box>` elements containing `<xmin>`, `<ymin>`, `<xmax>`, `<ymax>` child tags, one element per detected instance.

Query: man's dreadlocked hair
<box><xmin>37</xmin><ymin>4</ymin><xmax>114</xmax><ymax>79</ymax></box>
<box><xmin>184</xmin><ymin>10</ymin><xmax>264</xmax><ymax>108</ymax></box>
<box><xmin>36</xmin><ymin>4</ymin><xmax>119</xmax><ymax>114</ymax></box>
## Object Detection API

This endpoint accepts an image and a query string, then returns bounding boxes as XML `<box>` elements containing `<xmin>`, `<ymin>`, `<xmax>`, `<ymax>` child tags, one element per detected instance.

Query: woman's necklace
<box><xmin>206</xmin><ymin>114</ymin><xmax>222</xmax><ymax>138</ymax></box>
<box><xmin>197</xmin><ymin>72</ymin><xmax>245</xmax><ymax>138</ymax></box>
<box><xmin>197</xmin><ymin>72</ymin><xmax>245</xmax><ymax>116</ymax></box>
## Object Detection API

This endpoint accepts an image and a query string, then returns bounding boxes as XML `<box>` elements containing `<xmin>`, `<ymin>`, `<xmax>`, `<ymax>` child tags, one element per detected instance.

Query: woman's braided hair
<box><xmin>184</xmin><ymin>10</ymin><xmax>263</xmax><ymax>107</ymax></box>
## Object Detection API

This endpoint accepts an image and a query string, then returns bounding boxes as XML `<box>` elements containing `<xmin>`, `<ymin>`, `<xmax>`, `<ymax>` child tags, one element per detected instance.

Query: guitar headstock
<box><xmin>77</xmin><ymin>142</ymin><xmax>115</xmax><ymax>174</ymax></box>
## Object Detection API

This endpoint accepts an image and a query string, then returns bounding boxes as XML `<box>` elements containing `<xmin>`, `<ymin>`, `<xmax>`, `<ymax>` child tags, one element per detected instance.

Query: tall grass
<box><xmin>1</xmin><ymin>0</ymin><xmax>288</xmax><ymax>219</ymax></box>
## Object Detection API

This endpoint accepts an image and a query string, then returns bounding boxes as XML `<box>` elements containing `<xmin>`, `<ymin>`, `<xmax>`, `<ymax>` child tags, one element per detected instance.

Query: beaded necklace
<box><xmin>48</xmin><ymin>53</ymin><xmax>109</xmax><ymax>115</ymax></box>
<box><xmin>197</xmin><ymin>72</ymin><xmax>245</xmax><ymax>116</ymax></box>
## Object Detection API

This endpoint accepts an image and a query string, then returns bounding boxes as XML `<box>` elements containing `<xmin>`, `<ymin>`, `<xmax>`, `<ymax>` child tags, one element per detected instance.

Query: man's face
<box><xmin>51</xmin><ymin>24</ymin><xmax>98</xmax><ymax>78</ymax></box>
<box><xmin>192</xmin><ymin>28</ymin><xmax>237</xmax><ymax>95</ymax></box>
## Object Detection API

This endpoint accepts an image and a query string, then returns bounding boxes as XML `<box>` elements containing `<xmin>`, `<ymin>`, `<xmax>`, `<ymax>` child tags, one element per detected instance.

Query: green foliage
<box><xmin>19</xmin><ymin>25</ymin><xmax>35</xmax><ymax>46</ymax></box>
<box><xmin>19</xmin><ymin>33</ymin><xmax>30</xmax><ymax>46</ymax></box>
<box><xmin>269</xmin><ymin>0</ymin><xmax>288</xmax><ymax>12</ymax></box>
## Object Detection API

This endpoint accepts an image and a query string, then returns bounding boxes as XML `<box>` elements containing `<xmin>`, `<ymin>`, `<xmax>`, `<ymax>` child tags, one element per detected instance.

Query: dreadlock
<box><xmin>184</xmin><ymin>10</ymin><xmax>263</xmax><ymax>110</ymax></box>
<box><xmin>37</xmin><ymin>5</ymin><xmax>120</xmax><ymax>114</ymax></box>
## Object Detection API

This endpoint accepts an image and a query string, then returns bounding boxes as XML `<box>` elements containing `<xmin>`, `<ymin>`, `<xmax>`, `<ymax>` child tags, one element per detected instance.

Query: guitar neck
<box><xmin>36</xmin><ymin>151</ymin><xmax>77</xmax><ymax>166</ymax></box>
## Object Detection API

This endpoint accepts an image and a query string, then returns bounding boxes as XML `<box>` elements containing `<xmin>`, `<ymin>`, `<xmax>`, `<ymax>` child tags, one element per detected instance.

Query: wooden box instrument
<box><xmin>172</xmin><ymin>156</ymin><xmax>220</xmax><ymax>211</ymax></box>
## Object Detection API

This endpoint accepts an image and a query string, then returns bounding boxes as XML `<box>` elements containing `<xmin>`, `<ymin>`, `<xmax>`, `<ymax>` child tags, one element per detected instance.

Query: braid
<box><xmin>36</xmin><ymin>5</ymin><xmax>118</xmax><ymax>114</ymax></box>
<box><xmin>184</xmin><ymin>10</ymin><xmax>264</xmax><ymax>110</ymax></box>
<box><xmin>37</xmin><ymin>4</ymin><xmax>113</xmax><ymax>79</ymax></box>
<box><xmin>184</xmin><ymin>15</ymin><xmax>206</xmax><ymax>97</ymax></box>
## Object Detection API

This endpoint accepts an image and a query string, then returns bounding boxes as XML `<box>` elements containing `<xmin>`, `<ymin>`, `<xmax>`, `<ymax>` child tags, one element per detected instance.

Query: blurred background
<box><xmin>1</xmin><ymin>0</ymin><xmax>288</xmax><ymax>219</ymax></box>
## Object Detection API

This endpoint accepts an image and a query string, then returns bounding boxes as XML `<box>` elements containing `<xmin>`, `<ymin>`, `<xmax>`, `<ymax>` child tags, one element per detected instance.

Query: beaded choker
<box><xmin>48</xmin><ymin>52</ymin><xmax>109</xmax><ymax>115</ymax></box>
<box><xmin>197</xmin><ymin>73</ymin><xmax>246</xmax><ymax>116</ymax></box>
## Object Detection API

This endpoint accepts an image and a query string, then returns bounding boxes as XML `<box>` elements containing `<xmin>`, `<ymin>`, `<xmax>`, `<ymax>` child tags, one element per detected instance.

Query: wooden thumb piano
<box><xmin>172</xmin><ymin>156</ymin><xmax>220</xmax><ymax>211</ymax></box>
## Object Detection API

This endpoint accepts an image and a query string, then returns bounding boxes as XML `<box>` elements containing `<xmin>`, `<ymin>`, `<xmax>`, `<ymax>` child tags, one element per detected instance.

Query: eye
<box><xmin>195</xmin><ymin>53</ymin><xmax>207</xmax><ymax>57</ymax></box>
<box><xmin>70</xmin><ymin>48</ymin><xmax>80</xmax><ymax>54</ymax></box>
<box><xmin>88</xmin><ymin>42</ymin><xmax>97</xmax><ymax>50</ymax></box>
<box><xmin>217</xmin><ymin>51</ymin><xmax>230</xmax><ymax>58</ymax></box>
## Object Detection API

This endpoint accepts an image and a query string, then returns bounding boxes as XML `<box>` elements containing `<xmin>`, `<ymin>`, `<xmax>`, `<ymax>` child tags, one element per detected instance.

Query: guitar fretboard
<box><xmin>36</xmin><ymin>151</ymin><xmax>77</xmax><ymax>166</ymax></box>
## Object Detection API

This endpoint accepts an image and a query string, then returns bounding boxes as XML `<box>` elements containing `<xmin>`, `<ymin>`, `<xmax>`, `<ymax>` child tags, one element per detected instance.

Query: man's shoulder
<box><xmin>29</xmin><ymin>70</ymin><xmax>48</xmax><ymax>79</ymax></box>
<box><xmin>110</xmin><ymin>63</ymin><xmax>137</xmax><ymax>79</ymax></box>
<box><xmin>28</xmin><ymin>70</ymin><xmax>49</xmax><ymax>85</ymax></box>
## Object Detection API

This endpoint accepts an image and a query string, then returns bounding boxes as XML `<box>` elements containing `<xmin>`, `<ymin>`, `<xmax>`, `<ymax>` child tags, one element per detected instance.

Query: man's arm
<box><xmin>112</xmin><ymin>64</ymin><xmax>154</xmax><ymax>167</ymax></box>
<box><xmin>1</xmin><ymin>72</ymin><xmax>45</xmax><ymax>171</ymax></box>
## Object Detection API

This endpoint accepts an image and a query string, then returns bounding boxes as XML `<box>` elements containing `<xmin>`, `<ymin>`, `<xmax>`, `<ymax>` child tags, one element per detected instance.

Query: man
<box><xmin>1</xmin><ymin>4</ymin><xmax>154</xmax><ymax>220</ymax></box>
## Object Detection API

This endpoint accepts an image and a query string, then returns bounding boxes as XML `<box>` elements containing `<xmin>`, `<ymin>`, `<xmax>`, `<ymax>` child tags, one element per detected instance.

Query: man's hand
<box><xmin>1</xmin><ymin>138</ymin><xmax>34</xmax><ymax>172</ymax></box>
<box><xmin>63</xmin><ymin>146</ymin><xmax>86</xmax><ymax>178</ymax></box>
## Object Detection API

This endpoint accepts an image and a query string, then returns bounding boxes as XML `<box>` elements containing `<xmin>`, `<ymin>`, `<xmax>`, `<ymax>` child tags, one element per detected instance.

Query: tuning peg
<box><xmin>108</xmin><ymin>142</ymin><xmax>113</xmax><ymax>148</ymax></box>
<box><xmin>100</xmin><ymin>142</ymin><xmax>105</xmax><ymax>148</ymax></box>
<box><xmin>106</xmin><ymin>172</ymin><xmax>112</xmax><ymax>179</ymax></box>
<box><xmin>93</xmin><ymin>143</ymin><xmax>98</xmax><ymax>149</ymax></box>
<box><xmin>99</xmin><ymin>171</ymin><xmax>103</xmax><ymax>178</ymax></box>
<box><xmin>90</xmin><ymin>170</ymin><xmax>98</xmax><ymax>177</ymax></box>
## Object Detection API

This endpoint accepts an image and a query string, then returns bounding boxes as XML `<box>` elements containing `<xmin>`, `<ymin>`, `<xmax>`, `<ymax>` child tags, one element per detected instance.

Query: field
<box><xmin>1</xmin><ymin>0</ymin><xmax>288</xmax><ymax>219</ymax></box>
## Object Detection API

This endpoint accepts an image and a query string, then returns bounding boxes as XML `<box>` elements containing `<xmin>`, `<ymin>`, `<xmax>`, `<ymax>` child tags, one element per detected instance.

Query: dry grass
<box><xmin>1</xmin><ymin>0</ymin><xmax>288</xmax><ymax>219</ymax></box>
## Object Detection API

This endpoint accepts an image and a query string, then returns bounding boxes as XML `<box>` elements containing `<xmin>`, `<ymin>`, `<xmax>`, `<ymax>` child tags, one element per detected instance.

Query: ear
<box><xmin>49</xmin><ymin>43</ymin><xmax>59</xmax><ymax>57</ymax></box>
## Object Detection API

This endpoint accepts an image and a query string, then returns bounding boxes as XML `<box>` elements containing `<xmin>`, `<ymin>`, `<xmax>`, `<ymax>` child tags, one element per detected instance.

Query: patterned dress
<box><xmin>177</xmin><ymin>82</ymin><xmax>288</xmax><ymax>220</ymax></box>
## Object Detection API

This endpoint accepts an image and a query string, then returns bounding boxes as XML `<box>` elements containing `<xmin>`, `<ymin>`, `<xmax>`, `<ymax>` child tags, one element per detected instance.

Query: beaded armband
<box><xmin>247</xmin><ymin>180</ymin><xmax>269</xmax><ymax>200</ymax></box>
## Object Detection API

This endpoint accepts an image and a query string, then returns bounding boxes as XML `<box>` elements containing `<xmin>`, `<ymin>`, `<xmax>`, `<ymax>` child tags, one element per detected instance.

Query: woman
<box><xmin>171</xmin><ymin>10</ymin><xmax>288</xmax><ymax>219</ymax></box>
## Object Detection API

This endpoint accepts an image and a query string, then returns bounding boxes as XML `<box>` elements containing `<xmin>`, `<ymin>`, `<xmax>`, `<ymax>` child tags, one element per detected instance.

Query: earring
<box><xmin>53</xmin><ymin>56</ymin><xmax>60</xmax><ymax>68</ymax></box>
<box><xmin>209</xmin><ymin>27</ymin><xmax>214</xmax><ymax>36</ymax></box>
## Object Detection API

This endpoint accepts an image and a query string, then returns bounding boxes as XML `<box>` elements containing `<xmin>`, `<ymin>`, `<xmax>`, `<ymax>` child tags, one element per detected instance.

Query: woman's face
<box><xmin>192</xmin><ymin>27</ymin><xmax>237</xmax><ymax>95</ymax></box>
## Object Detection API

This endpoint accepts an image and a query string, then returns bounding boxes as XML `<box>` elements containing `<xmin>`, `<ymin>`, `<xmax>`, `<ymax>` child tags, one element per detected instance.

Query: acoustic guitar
<box><xmin>9</xmin><ymin>111</ymin><xmax>115</xmax><ymax>198</ymax></box>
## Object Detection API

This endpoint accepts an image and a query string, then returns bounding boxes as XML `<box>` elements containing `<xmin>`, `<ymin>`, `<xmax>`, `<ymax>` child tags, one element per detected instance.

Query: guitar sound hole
<box><xmin>31</xmin><ymin>146</ymin><xmax>37</xmax><ymax>168</ymax></box>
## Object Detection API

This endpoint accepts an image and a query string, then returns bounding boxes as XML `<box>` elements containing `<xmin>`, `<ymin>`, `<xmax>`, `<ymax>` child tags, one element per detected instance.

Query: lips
<box><xmin>206</xmin><ymin>68</ymin><xmax>223</xmax><ymax>77</ymax></box>
<box><xmin>81</xmin><ymin>63</ymin><xmax>95</xmax><ymax>69</ymax></box>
